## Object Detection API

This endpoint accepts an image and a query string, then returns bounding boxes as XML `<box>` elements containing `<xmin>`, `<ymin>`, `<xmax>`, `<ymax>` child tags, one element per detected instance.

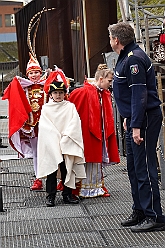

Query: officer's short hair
<box><xmin>108</xmin><ymin>22</ymin><xmax>135</xmax><ymax>46</ymax></box>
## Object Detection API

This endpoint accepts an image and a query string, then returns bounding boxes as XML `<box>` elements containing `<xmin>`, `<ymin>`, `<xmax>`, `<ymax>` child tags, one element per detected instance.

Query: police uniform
<box><xmin>113</xmin><ymin>41</ymin><xmax>165</xmax><ymax>223</ymax></box>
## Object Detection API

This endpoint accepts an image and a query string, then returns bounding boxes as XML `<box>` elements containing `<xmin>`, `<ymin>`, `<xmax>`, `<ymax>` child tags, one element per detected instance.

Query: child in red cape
<box><xmin>69</xmin><ymin>64</ymin><xmax>120</xmax><ymax>198</ymax></box>
<box><xmin>2</xmin><ymin>53</ymin><xmax>47</xmax><ymax>190</ymax></box>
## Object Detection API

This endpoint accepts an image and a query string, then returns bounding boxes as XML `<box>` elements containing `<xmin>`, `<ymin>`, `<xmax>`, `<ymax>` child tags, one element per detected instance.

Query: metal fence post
<box><xmin>118</xmin><ymin>0</ymin><xmax>127</xmax><ymax>23</ymax></box>
<box><xmin>144</xmin><ymin>14</ymin><xmax>150</xmax><ymax>56</ymax></box>
<box><xmin>157</xmin><ymin>72</ymin><xmax>165</xmax><ymax>189</ymax></box>
<box><xmin>125</xmin><ymin>0</ymin><xmax>130</xmax><ymax>20</ymax></box>
<box><xmin>0</xmin><ymin>186</ymin><xmax>4</xmax><ymax>212</ymax></box>
<box><xmin>2</xmin><ymin>72</ymin><xmax>3</xmax><ymax>94</ymax></box>
<box><xmin>134</xmin><ymin>0</ymin><xmax>141</xmax><ymax>42</ymax></box>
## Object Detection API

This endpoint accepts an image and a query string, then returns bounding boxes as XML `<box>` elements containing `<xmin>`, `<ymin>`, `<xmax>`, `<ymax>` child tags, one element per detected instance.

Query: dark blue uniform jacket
<box><xmin>113</xmin><ymin>41</ymin><xmax>161</xmax><ymax>128</ymax></box>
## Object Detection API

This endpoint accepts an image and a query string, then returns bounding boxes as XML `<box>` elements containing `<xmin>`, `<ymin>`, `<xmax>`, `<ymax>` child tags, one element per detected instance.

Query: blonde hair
<box><xmin>95</xmin><ymin>64</ymin><xmax>113</xmax><ymax>81</ymax></box>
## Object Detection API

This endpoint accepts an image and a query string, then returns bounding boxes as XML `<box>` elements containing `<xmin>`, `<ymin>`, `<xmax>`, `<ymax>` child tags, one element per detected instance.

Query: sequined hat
<box><xmin>26</xmin><ymin>53</ymin><xmax>42</xmax><ymax>75</ymax></box>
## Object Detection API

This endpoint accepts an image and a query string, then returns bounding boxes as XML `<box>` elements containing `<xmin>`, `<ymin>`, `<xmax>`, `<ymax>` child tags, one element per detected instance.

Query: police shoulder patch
<box><xmin>130</xmin><ymin>64</ymin><xmax>139</xmax><ymax>75</ymax></box>
<box><xmin>128</xmin><ymin>51</ymin><xmax>133</xmax><ymax>57</ymax></box>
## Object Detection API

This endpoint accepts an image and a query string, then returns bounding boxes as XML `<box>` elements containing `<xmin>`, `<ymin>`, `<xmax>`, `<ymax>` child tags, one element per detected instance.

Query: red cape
<box><xmin>2</xmin><ymin>77</ymin><xmax>32</xmax><ymax>152</ymax></box>
<box><xmin>69</xmin><ymin>82</ymin><xmax>120</xmax><ymax>163</ymax></box>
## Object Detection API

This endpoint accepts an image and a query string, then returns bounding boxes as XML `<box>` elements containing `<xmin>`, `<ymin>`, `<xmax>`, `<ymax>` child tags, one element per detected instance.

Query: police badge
<box><xmin>130</xmin><ymin>64</ymin><xmax>139</xmax><ymax>75</ymax></box>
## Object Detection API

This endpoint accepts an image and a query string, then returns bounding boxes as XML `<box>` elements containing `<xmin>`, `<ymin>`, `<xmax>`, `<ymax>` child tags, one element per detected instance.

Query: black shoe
<box><xmin>46</xmin><ymin>194</ymin><xmax>55</xmax><ymax>207</ymax></box>
<box><xmin>121</xmin><ymin>210</ymin><xmax>145</xmax><ymax>227</ymax></box>
<box><xmin>131</xmin><ymin>217</ymin><xmax>165</xmax><ymax>232</ymax></box>
<box><xmin>63</xmin><ymin>195</ymin><xmax>79</xmax><ymax>204</ymax></box>
<box><xmin>156</xmin><ymin>215</ymin><xmax>165</xmax><ymax>223</ymax></box>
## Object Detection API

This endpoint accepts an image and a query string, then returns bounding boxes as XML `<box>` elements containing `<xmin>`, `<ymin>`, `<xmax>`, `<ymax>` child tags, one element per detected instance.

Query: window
<box><xmin>13</xmin><ymin>8</ymin><xmax>21</xmax><ymax>12</ymax></box>
<box><xmin>5</xmin><ymin>14</ymin><xmax>15</xmax><ymax>27</ymax></box>
<box><xmin>0</xmin><ymin>15</ymin><xmax>2</xmax><ymax>27</ymax></box>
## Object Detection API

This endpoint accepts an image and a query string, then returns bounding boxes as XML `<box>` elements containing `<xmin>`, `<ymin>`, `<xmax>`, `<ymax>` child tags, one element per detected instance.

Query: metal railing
<box><xmin>0</xmin><ymin>61</ymin><xmax>18</xmax><ymax>71</ymax></box>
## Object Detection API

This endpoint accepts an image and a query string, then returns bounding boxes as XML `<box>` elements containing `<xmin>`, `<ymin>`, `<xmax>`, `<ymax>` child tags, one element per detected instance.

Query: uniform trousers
<box><xmin>46</xmin><ymin>160</ymin><xmax>72</xmax><ymax>197</ymax></box>
<box><xmin>126</xmin><ymin>107</ymin><xmax>165</xmax><ymax>222</ymax></box>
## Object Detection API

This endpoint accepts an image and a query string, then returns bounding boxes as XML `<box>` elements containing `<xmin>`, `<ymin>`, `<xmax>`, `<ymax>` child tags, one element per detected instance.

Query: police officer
<box><xmin>108</xmin><ymin>22</ymin><xmax>165</xmax><ymax>232</ymax></box>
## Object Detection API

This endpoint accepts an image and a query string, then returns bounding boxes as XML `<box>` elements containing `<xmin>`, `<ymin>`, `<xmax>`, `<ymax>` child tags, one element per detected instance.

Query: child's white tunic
<box><xmin>37</xmin><ymin>100</ymin><xmax>86</xmax><ymax>189</ymax></box>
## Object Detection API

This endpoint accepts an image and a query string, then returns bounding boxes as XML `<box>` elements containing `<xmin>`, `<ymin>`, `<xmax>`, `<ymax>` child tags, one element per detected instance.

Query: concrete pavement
<box><xmin>0</xmin><ymin>98</ymin><xmax>165</xmax><ymax>248</ymax></box>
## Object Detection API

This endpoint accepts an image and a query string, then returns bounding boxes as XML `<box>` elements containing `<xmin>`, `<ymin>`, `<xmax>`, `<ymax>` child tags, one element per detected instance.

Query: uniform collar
<box><xmin>119</xmin><ymin>41</ymin><xmax>139</xmax><ymax>59</ymax></box>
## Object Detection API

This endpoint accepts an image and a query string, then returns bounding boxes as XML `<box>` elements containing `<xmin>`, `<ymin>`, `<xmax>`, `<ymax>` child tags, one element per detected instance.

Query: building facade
<box><xmin>15</xmin><ymin>0</ymin><xmax>117</xmax><ymax>82</ymax></box>
<box><xmin>0</xmin><ymin>1</ymin><xmax>23</xmax><ymax>42</ymax></box>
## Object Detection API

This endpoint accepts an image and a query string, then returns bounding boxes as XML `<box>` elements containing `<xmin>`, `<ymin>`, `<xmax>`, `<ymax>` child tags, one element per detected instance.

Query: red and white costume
<box><xmin>2</xmin><ymin>76</ymin><xmax>47</xmax><ymax>159</ymax></box>
<box><xmin>2</xmin><ymin>54</ymin><xmax>47</xmax><ymax>191</ymax></box>
<box><xmin>69</xmin><ymin>80</ymin><xmax>120</xmax><ymax>197</ymax></box>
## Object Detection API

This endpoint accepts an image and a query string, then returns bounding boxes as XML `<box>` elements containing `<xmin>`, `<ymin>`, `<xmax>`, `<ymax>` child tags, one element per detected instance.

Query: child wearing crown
<box><xmin>2</xmin><ymin>53</ymin><xmax>49</xmax><ymax>190</ymax></box>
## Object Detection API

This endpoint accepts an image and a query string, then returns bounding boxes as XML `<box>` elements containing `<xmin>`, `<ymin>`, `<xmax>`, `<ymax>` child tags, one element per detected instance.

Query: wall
<box><xmin>15</xmin><ymin>0</ymin><xmax>117</xmax><ymax>82</ymax></box>
<box><xmin>0</xmin><ymin>1</ymin><xmax>23</xmax><ymax>42</ymax></box>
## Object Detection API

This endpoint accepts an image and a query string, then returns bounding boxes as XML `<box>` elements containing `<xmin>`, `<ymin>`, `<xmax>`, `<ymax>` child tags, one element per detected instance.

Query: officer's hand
<box><xmin>132</xmin><ymin>128</ymin><xmax>143</xmax><ymax>145</ymax></box>
<box><xmin>123</xmin><ymin>118</ymin><xmax>127</xmax><ymax>131</ymax></box>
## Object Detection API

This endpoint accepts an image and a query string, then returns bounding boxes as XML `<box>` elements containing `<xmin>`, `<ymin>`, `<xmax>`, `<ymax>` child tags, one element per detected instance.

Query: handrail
<box><xmin>129</xmin><ymin>1</ymin><xmax>165</xmax><ymax>22</ymax></box>
<box><xmin>129</xmin><ymin>3</ymin><xmax>165</xmax><ymax>9</ymax></box>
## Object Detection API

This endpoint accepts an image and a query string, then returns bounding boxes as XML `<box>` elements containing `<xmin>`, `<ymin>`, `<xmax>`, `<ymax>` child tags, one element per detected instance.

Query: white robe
<box><xmin>37</xmin><ymin>100</ymin><xmax>86</xmax><ymax>189</ymax></box>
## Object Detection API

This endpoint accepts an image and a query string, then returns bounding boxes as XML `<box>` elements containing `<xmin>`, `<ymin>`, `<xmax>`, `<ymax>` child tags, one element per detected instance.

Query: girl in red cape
<box><xmin>69</xmin><ymin>64</ymin><xmax>120</xmax><ymax>198</ymax></box>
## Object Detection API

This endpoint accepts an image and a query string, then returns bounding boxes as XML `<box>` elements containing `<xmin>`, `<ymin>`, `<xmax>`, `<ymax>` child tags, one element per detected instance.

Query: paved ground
<box><xmin>0</xmin><ymin>98</ymin><xmax>165</xmax><ymax>248</ymax></box>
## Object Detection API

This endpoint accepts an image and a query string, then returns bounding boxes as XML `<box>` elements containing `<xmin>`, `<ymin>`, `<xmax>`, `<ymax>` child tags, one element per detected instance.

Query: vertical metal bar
<box><xmin>157</xmin><ymin>72</ymin><xmax>165</xmax><ymax>189</ymax></box>
<box><xmin>2</xmin><ymin>72</ymin><xmax>3</xmax><ymax>94</ymax></box>
<box><xmin>124</xmin><ymin>0</ymin><xmax>131</xmax><ymax>20</ymax></box>
<box><xmin>144</xmin><ymin>14</ymin><xmax>150</xmax><ymax>56</ymax></box>
<box><xmin>0</xmin><ymin>186</ymin><xmax>3</xmax><ymax>212</ymax></box>
<box><xmin>134</xmin><ymin>0</ymin><xmax>140</xmax><ymax>42</ymax></box>
<box><xmin>118</xmin><ymin>0</ymin><xmax>127</xmax><ymax>23</ymax></box>
<box><xmin>82</xmin><ymin>0</ymin><xmax>90</xmax><ymax>78</ymax></box>
<box><xmin>159</xmin><ymin>133</ymin><xmax>165</xmax><ymax>189</ymax></box>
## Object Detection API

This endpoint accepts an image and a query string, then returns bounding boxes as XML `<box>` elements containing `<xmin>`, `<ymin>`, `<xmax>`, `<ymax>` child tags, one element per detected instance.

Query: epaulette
<box><xmin>128</xmin><ymin>51</ymin><xmax>133</xmax><ymax>57</ymax></box>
